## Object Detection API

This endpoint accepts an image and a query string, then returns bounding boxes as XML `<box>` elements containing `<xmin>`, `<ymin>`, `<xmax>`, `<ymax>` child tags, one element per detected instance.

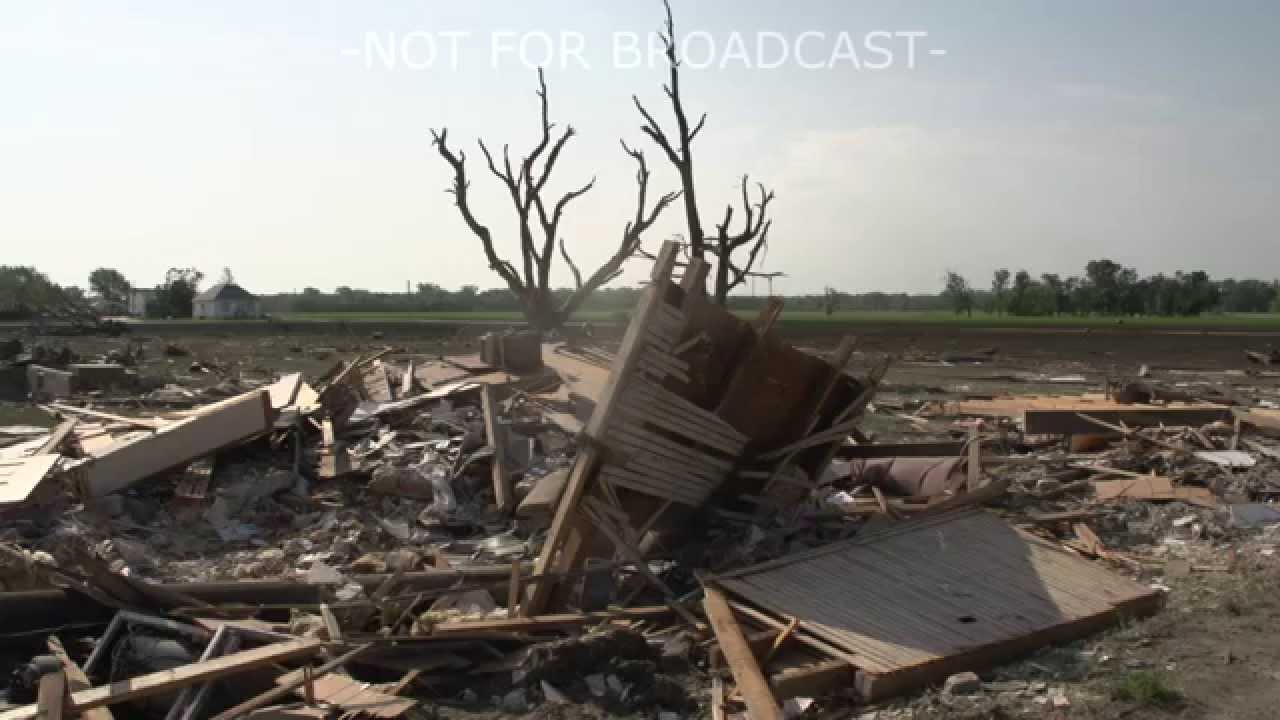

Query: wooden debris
<box><xmin>481</xmin><ymin>384</ymin><xmax>514</xmax><ymax>512</ymax></box>
<box><xmin>72</xmin><ymin>390</ymin><xmax>273</xmax><ymax>497</ymax></box>
<box><xmin>713</xmin><ymin>509</ymin><xmax>1162</xmax><ymax>700</ymax></box>
<box><xmin>1090</xmin><ymin>475</ymin><xmax>1218</xmax><ymax>507</ymax></box>
<box><xmin>207</xmin><ymin>643</ymin><xmax>370</xmax><ymax>720</ymax></box>
<box><xmin>702</xmin><ymin>585</ymin><xmax>783</xmax><ymax>720</ymax></box>
<box><xmin>0</xmin><ymin>455</ymin><xmax>60</xmax><ymax>507</ymax></box>
<box><xmin>0</xmin><ymin>639</ymin><xmax>323</xmax><ymax>720</ymax></box>
<box><xmin>45</xmin><ymin>637</ymin><xmax>113</xmax><ymax>720</ymax></box>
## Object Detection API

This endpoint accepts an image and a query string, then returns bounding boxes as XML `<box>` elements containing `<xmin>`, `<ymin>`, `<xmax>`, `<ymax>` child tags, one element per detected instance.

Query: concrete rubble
<box><xmin>2</xmin><ymin>246</ymin><xmax>1280</xmax><ymax>718</ymax></box>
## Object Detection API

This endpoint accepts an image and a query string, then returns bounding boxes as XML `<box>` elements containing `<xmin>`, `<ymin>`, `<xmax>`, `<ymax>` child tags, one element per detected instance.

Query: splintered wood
<box><xmin>711</xmin><ymin>509</ymin><xmax>1162</xmax><ymax>700</ymax></box>
<box><xmin>525</xmin><ymin>240</ymin><xmax>873</xmax><ymax>616</ymax></box>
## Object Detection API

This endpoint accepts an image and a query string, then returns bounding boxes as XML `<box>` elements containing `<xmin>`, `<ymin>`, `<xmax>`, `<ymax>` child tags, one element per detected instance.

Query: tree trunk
<box><xmin>522</xmin><ymin>290</ymin><xmax>562</xmax><ymax>332</ymax></box>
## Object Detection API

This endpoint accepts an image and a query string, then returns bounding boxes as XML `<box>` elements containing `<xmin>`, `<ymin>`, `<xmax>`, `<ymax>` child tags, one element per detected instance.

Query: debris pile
<box><xmin>3</xmin><ymin>243</ymin><xmax>1279</xmax><ymax>718</ymax></box>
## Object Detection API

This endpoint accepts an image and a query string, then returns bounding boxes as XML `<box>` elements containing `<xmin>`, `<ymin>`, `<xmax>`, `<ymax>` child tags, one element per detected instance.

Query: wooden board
<box><xmin>73</xmin><ymin>390</ymin><xmax>273</xmax><ymax>497</ymax></box>
<box><xmin>1091</xmin><ymin>476</ymin><xmax>1217</xmax><ymax>507</ymax></box>
<box><xmin>0</xmin><ymin>454</ymin><xmax>59</xmax><ymax>506</ymax></box>
<box><xmin>481</xmin><ymin>384</ymin><xmax>514</xmax><ymax>512</ymax></box>
<box><xmin>837</xmin><ymin>441</ymin><xmax>966</xmax><ymax>459</ymax></box>
<box><xmin>713</xmin><ymin>509</ymin><xmax>1161</xmax><ymax>701</ymax></box>
<box><xmin>1024</xmin><ymin>407</ymin><xmax>1231</xmax><ymax>435</ymax></box>
<box><xmin>265</xmin><ymin>373</ymin><xmax>303</xmax><ymax>410</ymax></box>
<box><xmin>0</xmin><ymin>639</ymin><xmax>321</xmax><ymax>720</ymax></box>
<box><xmin>703</xmin><ymin>586</ymin><xmax>782</xmax><ymax>720</ymax></box>
<box><xmin>931</xmin><ymin>394</ymin><xmax>1230</xmax><ymax>434</ymax></box>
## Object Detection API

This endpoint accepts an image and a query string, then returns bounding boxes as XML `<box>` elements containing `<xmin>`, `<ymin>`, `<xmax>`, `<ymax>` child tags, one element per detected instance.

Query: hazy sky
<box><xmin>2</xmin><ymin>1</ymin><xmax>1277</xmax><ymax>295</ymax></box>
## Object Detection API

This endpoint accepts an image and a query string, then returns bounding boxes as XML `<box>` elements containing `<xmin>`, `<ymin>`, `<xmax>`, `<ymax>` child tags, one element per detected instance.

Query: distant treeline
<box><xmin>258</xmin><ymin>283</ymin><xmax>950</xmax><ymax>315</ymax></box>
<box><xmin>4</xmin><ymin>261</ymin><xmax>1278</xmax><ymax>322</ymax></box>
<box><xmin>942</xmin><ymin>260</ymin><xmax>1280</xmax><ymax>317</ymax></box>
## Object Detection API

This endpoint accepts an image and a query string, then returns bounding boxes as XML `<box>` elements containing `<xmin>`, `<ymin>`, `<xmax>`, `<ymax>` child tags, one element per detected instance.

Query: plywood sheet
<box><xmin>542</xmin><ymin>343</ymin><xmax>612</xmax><ymax>404</ymax></box>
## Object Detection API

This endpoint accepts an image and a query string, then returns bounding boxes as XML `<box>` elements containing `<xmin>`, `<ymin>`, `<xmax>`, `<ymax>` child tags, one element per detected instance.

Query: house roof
<box><xmin>195</xmin><ymin>283</ymin><xmax>255</xmax><ymax>302</ymax></box>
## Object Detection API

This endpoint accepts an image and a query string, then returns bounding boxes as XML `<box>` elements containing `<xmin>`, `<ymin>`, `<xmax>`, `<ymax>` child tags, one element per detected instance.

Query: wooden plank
<box><xmin>36</xmin><ymin>672</ymin><xmax>66</xmax><ymax>720</ymax></box>
<box><xmin>966</xmin><ymin>428</ymin><xmax>981</xmax><ymax>493</ymax></box>
<box><xmin>46</xmin><ymin>637</ymin><xmax>114</xmax><ymax>720</ymax></box>
<box><xmin>769</xmin><ymin>659</ymin><xmax>854</xmax><ymax>700</ymax></box>
<box><xmin>480</xmin><ymin>384</ymin><xmax>514</xmax><ymax>512</ymax></box>
<box><xmin>74</xmin><ymin>390</ymin><xmax>272</xmax><ymax>497</ymax></box>
<box><xmin>1024</xmin><ymin>405</ymin><xmax>1230</xmax><ymax>435</ymax></box>
<box><xmin>0</xmin><ymin>455</ymin><xmax>60</xmax><ymax>506</ymax></box>
<box><xmin>430</xmin><ymin>606</ymin><xmax>670</xmax><ymax>635</ymax></box>
<box><xmin>1091</xmin><ymin>476</ymin><xmax>1217</xmax><ymax>507</ymax></box>
<box><xmin>837</xmin><ymin>441</ymin><xmax>966</xmax><ymax>459</ymax></box>
<box><xmin>320</xmin><ymin>604</ymin><xmax>343</xmax><ymax>643</ymax></box>
<box><xmin>0</xmin><ymin>639</ymin><xmax>322</xmax><ymax>720</ymax></box>
<box><xmin>702</xmin><ymin>585</ymin><xmax>782</xmax><ymax>720</ymax></box>
<box><xmin>45</xmin><ymin>404</ymin><xmax>163</xmax><ymax>431</ymax></box>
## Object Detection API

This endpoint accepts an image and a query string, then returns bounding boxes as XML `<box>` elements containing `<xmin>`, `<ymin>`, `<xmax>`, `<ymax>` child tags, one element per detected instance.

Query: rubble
<box><xmin>4</xmin><ymin>244</ymin><xmax>1280</xmax><ymax>718</ymax></box>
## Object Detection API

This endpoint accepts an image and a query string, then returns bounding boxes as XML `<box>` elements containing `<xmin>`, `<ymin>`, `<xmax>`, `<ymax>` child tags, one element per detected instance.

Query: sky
<box><xmin>2</xmin><ymin>1</ymin><xmax>1277</xmax><ymax>296</ymax></box>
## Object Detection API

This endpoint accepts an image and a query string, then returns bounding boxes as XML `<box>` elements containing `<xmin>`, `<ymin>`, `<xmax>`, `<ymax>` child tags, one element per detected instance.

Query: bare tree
<box><xmin>431</xmin><ymin>69</ymin><xmax>678</xmax><ymax>331</ymax></box>
<box><xmin>632</xmin><ymin>0</ymin><xmax>777</xmax><ymax>305</ymax></box>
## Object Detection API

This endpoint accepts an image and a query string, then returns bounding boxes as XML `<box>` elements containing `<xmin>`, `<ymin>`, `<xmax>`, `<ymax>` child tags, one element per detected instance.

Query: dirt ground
<box><xmin>4</xmin><ymin>322</ymin><xmax>1280</xmax><ymax>719</ymax></box>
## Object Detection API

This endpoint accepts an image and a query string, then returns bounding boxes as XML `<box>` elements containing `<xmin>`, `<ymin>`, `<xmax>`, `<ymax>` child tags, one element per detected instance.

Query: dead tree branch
<box><xmin>631</xmin><ymin>0</ymin><xmax>778</xmax><ymax>305</ymax></box>
<box><xmin>432</xmin><ymin>68</ymin><xmax>676</xmax><ymax>330</ymax></box>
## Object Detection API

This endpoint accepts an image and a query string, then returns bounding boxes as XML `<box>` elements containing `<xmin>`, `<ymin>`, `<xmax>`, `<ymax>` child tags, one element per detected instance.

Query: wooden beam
<box><xmin>481</xmin><ymin>384</ymin><xmax>514</xmax><ymax>512</ymax></box>
<box><xmin>1023</xmin><ymin>406</ymin><xmax>1230</xmax><ymax>435</ymax></box>
<box><xmin>702</xmin><ymin>586</ymin><xmax>782</xmax><ymax>720</ymax></box>
<box><xmin>769</xmin><ymin>659</ymin><xmax>854</xmax><ymax>700</ymax></box>
<box><xmin>45</xmin><ymin>637</ymin><xmax>113</xmax><ymax>720</ymax></box>
<box><xmin>966</xmin><ymin>428</ymin><xmax>981</xmax><ymax>492</ymax></box>
<box><xmin>0</xmin><ymin>639</ymin><xmax>322</xmax><ymax>720</ymax></box>
<box><xmin>1234</xmin><ymin>408</ymin><xmax>1280</xmax><ymax>438</ymax></box>
<box><xmin>36</xmin><ymin>672</ymin><xmax>66</xmax><ymax>720</ymax></box>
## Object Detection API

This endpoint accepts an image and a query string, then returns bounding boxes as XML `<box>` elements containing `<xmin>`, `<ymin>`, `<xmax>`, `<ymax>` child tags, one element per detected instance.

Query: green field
<box><xmin>271</xmin><ymin>310</ymin><xmax>1280</xmax><ymax>330</ymax></box>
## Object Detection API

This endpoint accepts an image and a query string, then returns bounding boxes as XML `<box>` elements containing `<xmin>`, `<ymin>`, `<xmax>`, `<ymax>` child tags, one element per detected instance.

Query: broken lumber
<box><xmin>0</xmin><ymin>455</ymin><xmax>60</xmax><ymax>507</ymax></box>
<box><xmin>207</xmin><ymin>643</ymin><xmax>372</xmax><ymax>720</ymax></box>
<box><xmin>702</xmin><ymin>585</ymin><xmax>783</xmax><ymax>720</ymax></box>
<box><xmin>516</xmin><ymin>468</ymin><xmax>569</xmax><ymax>521</ymax></box>
<box><xmin>46</xmin><ymin>637</ymin><xmax>113</xmax><ymax>720</ymax></box>
<box><xmin>480</xmin><ymin>384</ymin><xmax>514</xmax><ymax>512</ymax></box>
<box><xmin>36</xmin><ymin>420</ymin><xmax>77</xmax><ymax>455</ymax></box>
<box><xmin>1024</xmin><ymin>405</ymin><xmax>1230</xmax><ymax>435</ymax></box>
<box><xmin>0</xmin><ymin>638</ymin><xmax>322</xmax><ymax>720</ymax></box>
